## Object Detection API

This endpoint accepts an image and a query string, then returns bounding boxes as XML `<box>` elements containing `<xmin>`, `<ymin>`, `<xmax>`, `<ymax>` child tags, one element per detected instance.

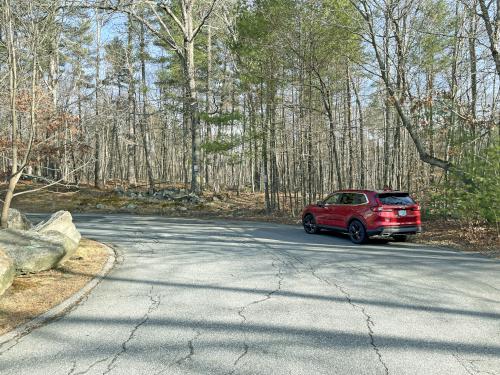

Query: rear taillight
<box><xmin>370</xmin><ymin>206</ymin><xmax>392</xmax><ymax>212</ymax></box>
<box><xmin>411</xmin><ymin>205</ymin><xmax>421</xmax><ymax>211</ymax></box>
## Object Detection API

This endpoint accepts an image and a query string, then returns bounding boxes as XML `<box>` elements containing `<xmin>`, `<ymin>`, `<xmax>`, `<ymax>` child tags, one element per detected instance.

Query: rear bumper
<box><xmin>367</xmin><ymin>225</ymin><xmax>422</xmax><ymax>236</ymax></box>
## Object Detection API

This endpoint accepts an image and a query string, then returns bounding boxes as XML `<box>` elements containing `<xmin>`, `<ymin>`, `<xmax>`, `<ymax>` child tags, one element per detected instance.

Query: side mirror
<box><xmin>316</xmin><ymin>201</ymin><xmax>325</xmax><ymax>207</ymax></box>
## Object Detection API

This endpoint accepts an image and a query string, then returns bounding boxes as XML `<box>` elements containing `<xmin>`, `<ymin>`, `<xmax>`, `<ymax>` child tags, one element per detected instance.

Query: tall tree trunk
<box><xmin>94</xmin><ymin>9</ymin><xmax>105</xmax><ymax>189</ymax></box>
<box><xmin>139</xmin><ymin>21</ymin><xmax>155</xmax><ymax>193</ymax></box>
<box><xmin>346</xmin><ymin>65</ymin><xmax>353</xmax><ymax>187</ymax></box>
<box><xmin>1</xmin><ymin>0</ymin><xmax>19</xmax><ymax>227</ymax></box>
<box><xmin>469</xmin><ymin>6</ymin><xmax>478</xmax><ymax>130</ymax></box>
<box><xmin>260</xmin><ymin>79</ymin><xmax>270</xmax><ymax>211</ymax></box>
<box><xmin>204</xmin><ymin>23</ymin><xmax>212</xmax><ymax>189</ymax></box>
<box><xmin>351</xmin><ymin>76</ymin><xmax>365</xmax><ymax>187</ymax></box>
<box><xmin>182</xmin><ymin>2</ymin><xmax>201</xmax><ymax>194</ymax></box>
<box><xmin>127</xmin><ymin>14</ymin><xmax>137</xmax><ymax>187</ymax></box>
<box><xmin>477</xmin><ymin>0</ymin><xmax>500</xmax><ymax>78</ymax></box>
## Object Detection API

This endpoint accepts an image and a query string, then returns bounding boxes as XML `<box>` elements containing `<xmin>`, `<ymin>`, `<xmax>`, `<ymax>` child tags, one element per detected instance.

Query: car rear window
<box><xmin>377</xmin><ymin>193</ymin><xmax>414</xmax><ymax>205</ymax></box>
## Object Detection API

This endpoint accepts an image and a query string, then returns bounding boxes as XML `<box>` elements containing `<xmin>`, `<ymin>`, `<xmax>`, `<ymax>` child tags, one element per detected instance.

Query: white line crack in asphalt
<box><xmin>218</xmin><ymin>225</ymin><xmax>289</xmax><ymax>375</ymax></box>
<box><xmin>304</xmin><ymin>260</ymin><xmax>390</xmax><ymax>375</ymax></box>
<box><xmin>241</xmin><ymin>227</ymin><xmax>391</xmax><ymax>375</ymax></box>
<box><xmin>229</xmin><ymin>259</ymin><xmax>285</xmax><ymax>375</ymax></box>
<box><xmin>174</xmin><ymin>330</ymin><xmax>203</xmax><ymax>365</ymax></box>
<box><xmin>101</xmin><ymin>285</ymin><xmax>161</xmax><ymax>375</ymax></box>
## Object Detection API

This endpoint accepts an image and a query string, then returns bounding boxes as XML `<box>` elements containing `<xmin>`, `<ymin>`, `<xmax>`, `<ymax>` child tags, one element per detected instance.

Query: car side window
<box><xmin>353</xmin><ymin>193</ymin><xmax>368</xmax><ymax>205</ymax></box>
<box><xmin>324</xmin><ymin>194</ymin><xmax>340</xmax><ymax>205</ymax></box>
<box><xmin>339</xmin><ymin>193</ymin><xmax>355</xmax><ymax>205</ymax></box>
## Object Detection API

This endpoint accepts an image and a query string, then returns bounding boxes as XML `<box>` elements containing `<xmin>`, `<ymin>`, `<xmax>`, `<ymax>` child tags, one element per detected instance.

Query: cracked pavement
<box><xmin>1</xmin><ymin>214</ymin><xmax>499</xmax><ymax>375</ymax></box>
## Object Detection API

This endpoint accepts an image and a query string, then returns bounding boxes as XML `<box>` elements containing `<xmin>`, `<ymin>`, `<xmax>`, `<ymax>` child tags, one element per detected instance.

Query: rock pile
<box><xmin>114</xmin><ymin>187</ymin><xmax>205</xmax><ymax>204</ymax></box>
<box><xmin>0</xmin><ymin>209</ymin><xmax>82</xmax><ymax>297</ymax></box>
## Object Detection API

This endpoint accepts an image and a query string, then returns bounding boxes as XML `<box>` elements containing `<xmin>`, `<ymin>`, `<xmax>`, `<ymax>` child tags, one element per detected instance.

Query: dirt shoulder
<box><xmin>8</xmin><ymin>182</ymin><xmax>499</xmax><ymax>258</ymax></box>
<box><xmin>0</xmin><ymin>239</ymin><xmax>111</xmax><ymax>336</ymax></box>
<box><xmin>413</xmin><ymin>220</ymin><xmax>500</xmax><ymax>258</ymax></box>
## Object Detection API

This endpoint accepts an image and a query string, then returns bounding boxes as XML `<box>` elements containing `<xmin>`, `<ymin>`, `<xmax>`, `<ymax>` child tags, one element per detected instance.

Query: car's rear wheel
<box><xmin>392</xmin><ymin>234</ymin><xmax>408</xmax><ymax>242</ymax></box>
<box><xmin>303</xmin><ymin>214</ymin><xmax>320</xmax><ymax>234</ymax></box>
<box><xmin>348</xmin><ymin>220</ymin><xmax>367</xmax><ymax>244</ymax></box>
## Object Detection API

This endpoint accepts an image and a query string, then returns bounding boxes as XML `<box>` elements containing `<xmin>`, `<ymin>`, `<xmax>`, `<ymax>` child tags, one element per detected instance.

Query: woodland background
<box><xmin>0</xmin><ymin>0</ymin><xmax>498</xmax><ymax>227</ymax></box>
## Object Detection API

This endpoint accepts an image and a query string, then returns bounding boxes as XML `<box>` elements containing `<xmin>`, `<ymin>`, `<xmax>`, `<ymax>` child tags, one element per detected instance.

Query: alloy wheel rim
<box><xmin>304</xmin><ymin>217</ymin><xmax>315</xmax><ymax>232</ymax></box>
<box><xmin>350</xmin><ymin>223</ymin><xmax>361</xmax><ymax>240</ymax></box>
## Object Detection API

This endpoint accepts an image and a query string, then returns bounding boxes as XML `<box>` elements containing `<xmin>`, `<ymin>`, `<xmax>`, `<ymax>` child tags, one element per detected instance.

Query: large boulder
<box><xmin>0</xmin><ymin>248</ymin><xmax>14</xmax><ymax>296</ymax></box>
<box><xmin>33</xmin><ymin>211</ymin><xmax>81</xmax><ymax>258</ymax></box>
<box><xmin>43</xmin><ymin>230</ymin><xmax>80</xmax><ymax>263</ymax></box>
<box><xmin>0</xmin><ymin>229</ymin><xmax>67</xmax><ymax>274</ymax></box>
<box><xmin>6</xmin><ymin>208</ymin><xmax>32</xmax><ymax>230</ymax></box>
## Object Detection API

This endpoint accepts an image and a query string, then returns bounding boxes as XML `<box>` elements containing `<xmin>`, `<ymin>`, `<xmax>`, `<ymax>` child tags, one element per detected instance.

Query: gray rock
<box><xmin>33</xmin><ymin>211</ymin><xmax>81</xmax><ymax>245</ymax></box>
<box><xmin>172</xmin><ymin>194</ymin><xmax>190</xmax><ymax>202</ymax></box>
<box><xmin>214</xmin><ymin>194</ymin><xmax>226</xmax><ymax>202</ymax></box>
<box><xmin>6</xmin><ymin>208</ymin><xmax>33</xmax><ymax>230</ymax></box>
<box><xmin>188</xmin><ymin>193</ymin><xmax>201</xmax><ymax>203</ymax></box>
<box><xmin>114</xmin><ymin>186</ymin><xmax>125</xmax><ymax>195</ymax></box>
<box><xmin>43</xmin><ymin>230</ymin><xmax>79</xmax><ymax>263</ymax></box>
<box><xmin>179</xmin><ymin>206</ymin><xmax>188</xmax><ymax>212</ymax></box>
<box><xmin>126</xmin><ymin>203</ymin><xmax>137</xmax><ymax>209</ymax></box>
<box><xmin>0</xmin><ymin>229</ymin><xmax>66</xmax><ymax>274</ymax></box>
<box><xmin>96</xmin><ymin>204</ymin><xmax>106</xmax><ymax>209</ymax></box>
<box><xmin>0</xmin><ymin>248</ymin><xmax>14</xmax><ymax>296</ymax></box>
<box><xmin>162</xmin><ymin>191</ymin><xmax>174</xmax><ymax>200</ymax></box>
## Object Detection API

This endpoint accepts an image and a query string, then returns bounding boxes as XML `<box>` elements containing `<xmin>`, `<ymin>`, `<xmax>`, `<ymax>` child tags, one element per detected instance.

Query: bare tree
<box><xmin>352</xmin><ymin>0</ymin><xmax>453</xmax><ymax>172</ymax></box>
<box><xmin>90</xmin><ymin>0</ymin><xmax>218</xmax><ymax>193</ymax></box>
<box><xmin>477</xmin><ymin>0</ymin><xmax>500</xmax><ymax>77</ymax></box>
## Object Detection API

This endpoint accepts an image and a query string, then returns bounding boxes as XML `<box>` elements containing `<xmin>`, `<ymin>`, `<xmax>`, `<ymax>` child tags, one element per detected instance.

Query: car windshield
<box><xmin>377</xmin><ymin>193</ymin><xmax>414</xmax><ymax>205</ymax></box>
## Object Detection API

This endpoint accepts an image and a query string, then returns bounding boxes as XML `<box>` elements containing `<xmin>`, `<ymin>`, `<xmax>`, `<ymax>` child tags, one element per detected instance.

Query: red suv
<box><xmin>301</xmin><ymin>190</ymin><xmax>421</xmax><ymax>244</ymax></box>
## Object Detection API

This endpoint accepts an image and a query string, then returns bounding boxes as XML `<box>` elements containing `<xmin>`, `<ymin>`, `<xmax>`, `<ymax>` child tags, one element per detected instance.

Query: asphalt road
<box><xmin>1</xmin><ymin>214</ymin><xmax>499</xmax><ymax>375</ymax></box>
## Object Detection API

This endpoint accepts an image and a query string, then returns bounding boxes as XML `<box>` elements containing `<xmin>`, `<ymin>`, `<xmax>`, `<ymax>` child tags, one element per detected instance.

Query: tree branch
<box><xmin>158</xmin><ymin>1</ymin><xmax>186</xmax><ymax>35</ymax></box>
<box><xmin>192</xmin><ymin>0</ymin><xmax>218</xmax><ymax>41</ymax></box>
<box><xmin>13</xmin><ymin>161</ymin><xmax>92</xmax><ymax>198</ymax></box>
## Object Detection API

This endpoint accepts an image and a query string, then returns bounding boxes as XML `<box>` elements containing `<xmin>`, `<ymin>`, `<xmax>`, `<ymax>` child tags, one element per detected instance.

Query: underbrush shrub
<box><xmin>426</xmin><ymin>142</ymin><xmax>499</xmax><ymax>226</ymax></box>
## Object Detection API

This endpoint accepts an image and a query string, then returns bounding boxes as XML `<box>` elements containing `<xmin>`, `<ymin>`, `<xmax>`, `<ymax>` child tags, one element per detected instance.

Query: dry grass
<box><xmin>0</xmin><ymin>239</ymin><xmax>110</xmax><ymax>336</ymax></box>
<box><xmin>413</xmin><ymin>219</ymin><xmax>500</xmax><ymax>258</ymax></box>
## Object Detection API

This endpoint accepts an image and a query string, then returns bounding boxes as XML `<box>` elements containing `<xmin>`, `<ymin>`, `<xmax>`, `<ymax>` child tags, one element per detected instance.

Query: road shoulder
<box><xmin>0</xmin><ymin>239</ymin><xmax>116</xmax><ymax>347</ymax></box>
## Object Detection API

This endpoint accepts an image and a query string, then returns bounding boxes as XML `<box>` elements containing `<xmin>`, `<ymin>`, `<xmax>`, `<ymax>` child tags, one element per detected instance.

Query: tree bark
<box><xmin>182</xmin><ymin>1</ymin><xmax>201</xmax><ymax>194</ymax></box>
<box><xmin>1</xmin><ymin>0</ymin><xmax>19</xmax><ymax>227</ymax></box>
<box><xmin>127</xmin><ymin>14</ymin><xmax>137</xmax><ymax>187</ymax></box>
<box><xmin>477</xmin><ymin>0</ymin><xmax>500</xmax><ymax>78</ymax></box>
<box><xmin>94</xmin><ymin>8</ymin><xmax>105</xmax><ymax>189</ymax></box>
<box><xmin>139</xmin><ymin>21</ymin><xmax>155</xmax><ymax>193</ymax></box>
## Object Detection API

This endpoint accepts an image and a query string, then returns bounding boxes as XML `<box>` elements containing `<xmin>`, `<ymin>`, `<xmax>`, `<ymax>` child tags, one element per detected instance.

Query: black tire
<box><xmin>392</xmin><ymin>234</ymin><xmax>408</xmax><ymax>242</ymax></box>
<box><xmin>303</xmin><ymin>214</ymin><xmax>320</xmax><ymax>234</ymax></box>
<box><xmin>348</xmin><ymin>220</ymin><xmax>367</xmax><ymax>244</ymax></box>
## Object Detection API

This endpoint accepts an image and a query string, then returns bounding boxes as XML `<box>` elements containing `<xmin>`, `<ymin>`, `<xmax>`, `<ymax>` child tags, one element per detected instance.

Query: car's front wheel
<box><xmin>348</xmin><ymin>220</ymin><xmax>367</xmax><ymax>244</ymax></box>
<box><xmin>303</xmin><ymin>214</ymin><xmax>320</xmax><ymax>234</ymax></box>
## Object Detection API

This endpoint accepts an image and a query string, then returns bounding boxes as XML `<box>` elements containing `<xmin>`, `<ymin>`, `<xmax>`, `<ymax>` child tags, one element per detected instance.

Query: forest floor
<box><xmin>0</xmin><ymin>239</ymin><xmax>110</xmax><ymax>335</ymax></box>
<box><xmin>8</xmin><ymin>181</ymin><xmax>500</xmax><ymax>258</ymax></box>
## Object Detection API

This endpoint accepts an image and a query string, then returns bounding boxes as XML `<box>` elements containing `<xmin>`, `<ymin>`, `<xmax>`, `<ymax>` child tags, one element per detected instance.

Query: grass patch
<box><xmin>0</xmin><ymin>239</ymin><xmax>111</xmax><ymax>336</ymax></box>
